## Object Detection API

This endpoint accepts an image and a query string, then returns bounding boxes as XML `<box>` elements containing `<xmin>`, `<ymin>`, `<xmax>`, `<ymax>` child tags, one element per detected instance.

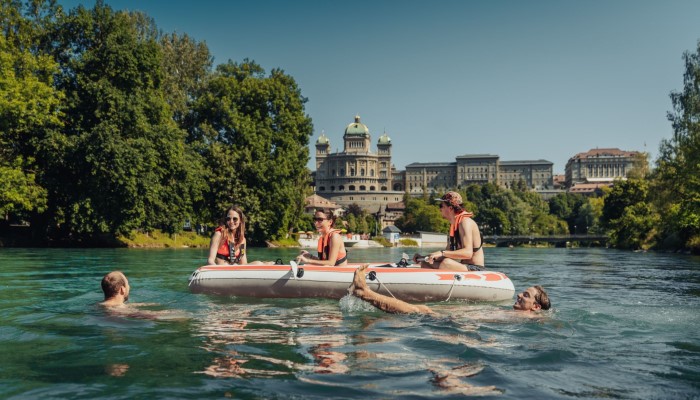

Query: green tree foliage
<box><xmin>395</xmin><ymin>196</ymin><xmax>449</xmax><ymax>233</ymax></box>
<box><xmin>549</xmin><ymin>192</ymin><xmax>587</xmax><ymax>233</ymax></box>
<box><xmin>190</xmin><ymin>60</ymin><xmax>312</xmax><ymax>243</ymax></box>
<box><xmin>654</xmin><ymin>40</ymin><xmax>700</xmax><ymax>251</ymax></box>
<box><xmin>160</xmin><ymin>31</ymin><xmax>212</xmax><ymax>128</ymax></box>
<box><xmin>47</xmin><ymin>3</ymin><xmax>207</xmax><ymax>236</ymax></box>
<box><xmin>0</xmin><ymin>26</ymin><xmax>62</xmax><ymax>220</ymax></box>
<box><xmin>601</xmin><ymin>179</ymin><xmax>658</xmax><ymax>249</ymax></box>
<box><xmin>466</xmin><ymin>184</ymin><xmax>530</xmax><ymax>235</ymax></box>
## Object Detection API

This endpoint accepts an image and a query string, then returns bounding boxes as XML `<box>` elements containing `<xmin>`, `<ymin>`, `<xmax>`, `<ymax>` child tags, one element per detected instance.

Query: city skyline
<box><xmin>60</xmin><ymin>0</ymin><xmax>700</xmax><ymax>173</ymax></box>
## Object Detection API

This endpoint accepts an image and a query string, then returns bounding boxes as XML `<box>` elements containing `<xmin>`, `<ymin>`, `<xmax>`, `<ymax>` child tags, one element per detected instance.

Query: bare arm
<box><xmin>207</xmin><ymin>231</ymin><xmax>222</xmax><ymax>265</ymax></box>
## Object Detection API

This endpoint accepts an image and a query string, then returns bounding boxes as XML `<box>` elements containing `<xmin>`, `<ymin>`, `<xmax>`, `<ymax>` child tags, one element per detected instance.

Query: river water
<box><xmin>0</xmin><ymin>247</ymin><xmax>698</xmax><ymax>399</ymax></box>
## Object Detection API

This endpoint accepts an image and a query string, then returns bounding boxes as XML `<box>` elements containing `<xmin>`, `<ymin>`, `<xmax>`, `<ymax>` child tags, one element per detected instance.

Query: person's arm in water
<box><xmin>350</xmin><ymin>265</ymin><xmax>434</xmax><ymax>314</ymax></box>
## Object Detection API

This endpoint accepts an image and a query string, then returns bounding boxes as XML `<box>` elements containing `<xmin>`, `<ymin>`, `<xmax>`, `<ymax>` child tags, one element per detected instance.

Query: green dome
<box><xmin>378</xmin><ymin>133</ymin><xmax>391</xmax><ymax>145</ymax></box>
<box><xmin>344</xmin><ymin>115</ymin><xmax>369</xmax><ymax>136</ymax></box>
<box><xmin>316</xmin><ymin>133</ymin><xmax>330</xmax><ymax>145</ymax></box>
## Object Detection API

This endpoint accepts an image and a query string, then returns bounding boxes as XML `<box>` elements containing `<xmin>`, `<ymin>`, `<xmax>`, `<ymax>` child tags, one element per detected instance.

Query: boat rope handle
<box><xmin>373</xmin><ymin>275</ymin><xmax>398</xmax><ymax>300</ymax></box>
<box><xmin>443</xmin><ymin>274</ymin><xmax>462</xmax><ymax>302</ymax></box>
<box><xmin>188</xmin><ymin>271</ymin><xmax>199</xmax><ymax>287</ymax></box>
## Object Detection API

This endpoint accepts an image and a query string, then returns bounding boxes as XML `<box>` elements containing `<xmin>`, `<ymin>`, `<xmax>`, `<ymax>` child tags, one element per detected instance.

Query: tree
<box><xmin>160</xmin><ymin>32</ymin><xmax>212</xmax><ymax>129</ymax></box>
<box><xmin>0</xmin><ymin>24</ymin><xmax>62</xmax><ymax>222</ymax></box>
<box><xmin>654</xmin><ymin>40</ymin><xmax>700</xmax><ymax>251</ymax></box>
<box><xmin>190</xmin><ymin>59</ymin><xmax>313</xmax><ymax>243</ymax></box>
<box><xmin>601</xmin><ymin>179</ymin><xmax>658</xmax><ymax>249</ymax></box>
<box><xmin>46</xmin><ymin>3</ymin><xmax>207</xmax><ymax>237</ymax></box>
<box><xmin>576</xmin><ymin>197</ymin><xmax>603</xmax><ymax>235</ymax></box>
<box><xmin>549</xmin><ymin>192</ymin><xmax>586</xmax><ymax>233</ymax></box>
<box><xmin>395</xmin><ymin>196</ymin><xmax>448</xmax><ymax>233</ymax></box>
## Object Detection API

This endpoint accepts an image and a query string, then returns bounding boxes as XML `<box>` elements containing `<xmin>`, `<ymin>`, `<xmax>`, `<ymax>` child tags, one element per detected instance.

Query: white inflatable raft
<box><xmin>188</xmin><ymin>262</ymin><xmax>515</xmax><ymax>302</ymax></box>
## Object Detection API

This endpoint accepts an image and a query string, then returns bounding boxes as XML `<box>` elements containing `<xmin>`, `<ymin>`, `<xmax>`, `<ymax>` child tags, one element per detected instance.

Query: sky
<box><xmin>59</xmin><ymin>0</ymin><xmax>700</xmax><ymax>174</ymax></box>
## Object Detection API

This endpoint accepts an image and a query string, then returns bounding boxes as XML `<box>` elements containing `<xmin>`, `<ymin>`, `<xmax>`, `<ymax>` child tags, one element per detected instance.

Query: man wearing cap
<box><xmin>415</xmin><ymin>191</ymin><xmax>485</xmax><ymax>271</ymax></box>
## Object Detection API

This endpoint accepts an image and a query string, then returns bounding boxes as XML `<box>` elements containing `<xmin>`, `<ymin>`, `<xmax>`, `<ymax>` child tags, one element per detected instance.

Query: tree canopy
<box><xmin>0</xmin><ymin>0</ymin><xmax>312</xmax><ymax>244</ymax></box>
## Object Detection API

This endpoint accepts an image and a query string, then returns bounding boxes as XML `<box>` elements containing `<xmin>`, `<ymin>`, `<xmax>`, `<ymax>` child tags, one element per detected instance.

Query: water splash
<box><xmin>339</xmin><ymin>293</ymin><xmax>377</xmax><ymax>313</ymax></box>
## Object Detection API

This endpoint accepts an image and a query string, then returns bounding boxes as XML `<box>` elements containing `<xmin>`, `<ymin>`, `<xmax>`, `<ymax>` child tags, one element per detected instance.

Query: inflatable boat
<box><xmin>188</xmin><ymin>261</ymin><xmax>515</xmax><ymax>302</ymax></box>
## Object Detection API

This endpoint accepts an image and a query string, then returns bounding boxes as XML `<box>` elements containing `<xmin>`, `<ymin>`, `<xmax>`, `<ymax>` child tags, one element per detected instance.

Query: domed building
<box><xmin>314</xmin><ymin>115</ymin><xmax>404</xmax><ymax>215</ymax></box>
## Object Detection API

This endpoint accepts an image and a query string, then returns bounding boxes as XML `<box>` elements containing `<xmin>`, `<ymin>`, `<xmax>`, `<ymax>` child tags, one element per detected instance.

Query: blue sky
<box><xmin>59</xmin><ymin>0</ymin><xmax>700</xmax><ymax>173</ymax></box>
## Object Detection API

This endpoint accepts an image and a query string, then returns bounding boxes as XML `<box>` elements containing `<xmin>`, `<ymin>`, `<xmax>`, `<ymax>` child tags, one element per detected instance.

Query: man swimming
<box><xmin>349</xmin><ymin>264</ymin><xmax>551</xmax><ymax>314</ymax></box>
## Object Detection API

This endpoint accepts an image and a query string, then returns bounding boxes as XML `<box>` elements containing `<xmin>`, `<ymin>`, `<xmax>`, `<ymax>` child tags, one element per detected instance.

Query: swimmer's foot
<box><xmin>350</xmin><ymin>264</ymin><xmax>369</xmax><ymax>296</ymax></box>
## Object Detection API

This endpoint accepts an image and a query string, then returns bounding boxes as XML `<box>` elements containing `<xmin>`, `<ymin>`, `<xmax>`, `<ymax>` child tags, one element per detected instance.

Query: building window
<box><xmin>370</xmin><ymin>186</ymin><xmax>375</xmax><ymax>191</ymax></box>
<box><xmin>319</xmin><ymin>186</ymin><xmax>325</xmax><ymax>191</ymax></box>
<box><xmin>350</xmin><ymin>168</ymin><xmax>355</xmax><ymax>176</ymax></box>
<box><xmin>330</xmin><ymin>186</ymin><xmax>335</xmax><ymax>191</ymax></box>
<box><xmin>339</xmin><ymin>185</ymin><xmax>345</xmax><ymax>191</ymax></box>
<box><xmin>340</xmin><ymin>168</ymin><xmax>345</xmax><ymax>176</ymax></box>
<box><xmin>370</xmin><ymin>169</ymin><xmax>375</xmax><ymax>177</ymax></box>
<box><xmin>349</xmin><ymin>185</ymin><xmax>356</xmax><ymax>191</ymax></box>
<box><xmin>361</xmin><ymin>168</ymin><xmax>365</xmax><ymax>176</ymax></box>
<box><xmin>332</xmin><ymin>169</ymin><xmax>336</xmax><ymax>176</ymax></box>
<box><xmin>360</xmin><ymin>185</ymin><xmax>366</xmax><ymax>191</ymax></box>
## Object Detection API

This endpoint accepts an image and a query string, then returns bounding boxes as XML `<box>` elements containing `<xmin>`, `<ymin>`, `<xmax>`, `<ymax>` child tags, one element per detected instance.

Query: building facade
<box><xmin>403</xmin><ymin>155</ymin><xmax>554</xmax><ymax>195</ymax></box>
<box><xmin>314</xmin><ymin>115</ymin><xmax>404</xmax><ymax>214</ymax></box>
<box><xmin>498</xmin><ymin>159</ymin><xmax>554</xmax><ymax>190</ymax></box>
<box><xmin>565</xmin><ymin>148</ymin><xmax>641</xmax><ymax>189</ymax></box>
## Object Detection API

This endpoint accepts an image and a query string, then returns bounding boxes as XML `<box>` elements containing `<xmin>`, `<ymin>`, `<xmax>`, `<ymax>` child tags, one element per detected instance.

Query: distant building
<box><xmin>568</xmin><ymin>182</ymin><xmax>610</xmax><ymax>196</ymax></box>
<box><xmin>382</xmin><ymin>225</ymin><xmax>401</xmax><ymax>244</ymax></box>
<box><xmin>304</xmin><ymin>194</ymin><xmax>342</xmax><ymax>215</ymax></box>
<box><xmin>498</xmin><ymin>159</ymin><xmax>554</xmax><ymax>190</ymax></box>
<box><xmin>565</xmin><ymin>148</ymin><xmax>642</xmax><ymax>189</ymax></box>
<box><xmin>403</xmin><ymin>155</ymin><xmax>553</xmax><ymax>195</ymax></box>
<box><xmin>313</xmin><ymin>115</ymin><xmax>403</xmax><ymax>215</ymax></box>
<box><xmin>552</xmin><ymin>174</ymin><xmax>566</xmax><ymax>190</ymax></box>
<box><xmin>405</xmin><ymin>161</ymin><xmax>456</xmax><ymax>195</ymax></box>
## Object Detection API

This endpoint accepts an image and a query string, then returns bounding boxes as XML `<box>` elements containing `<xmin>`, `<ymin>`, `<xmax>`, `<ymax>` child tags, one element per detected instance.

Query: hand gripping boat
<box><xmin>188</xmin><ymin>258</ymin><xmax>515</xmax><ymax>302</ymax></box>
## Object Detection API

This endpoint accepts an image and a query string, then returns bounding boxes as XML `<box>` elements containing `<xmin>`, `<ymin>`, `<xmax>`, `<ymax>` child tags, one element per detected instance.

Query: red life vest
<box><xmin>317</xmin><ymin>229</ymin><xmax>347</xmax><ymax>266</ymax></box>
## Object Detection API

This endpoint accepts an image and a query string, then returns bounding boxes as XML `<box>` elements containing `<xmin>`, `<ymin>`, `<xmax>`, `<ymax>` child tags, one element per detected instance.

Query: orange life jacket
<box><xmin>317</xmin><ymin>229</ymin><xmax>348</xmax><ymax>266</ymax></box>
<box><xmin>448</xmin><ymin>211</ymin><xmax>482</xmax><ymax>252</ymax></box>
<box><xmin>215</xmin><ymin>226</ymin><xmax>245</xmax><ymax>264</ymax></box>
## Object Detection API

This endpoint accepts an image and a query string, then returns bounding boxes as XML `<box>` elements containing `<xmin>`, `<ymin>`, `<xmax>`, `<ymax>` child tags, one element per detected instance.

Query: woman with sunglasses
<box><xmin>207</xmin><ymin>206</ymin><xmax>248</xmax><ymax>265</ymax></box>
<box><xmin>296</xmin><ymin>209</ymin><xmax>348</xmax><ymax>266</ymax></box>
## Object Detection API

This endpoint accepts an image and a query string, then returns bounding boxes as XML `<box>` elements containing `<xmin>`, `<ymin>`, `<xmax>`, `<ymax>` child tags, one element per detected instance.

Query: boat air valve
<box><xmin>368</xmin><ymin>271</ymin><xmax>377</xmax><ymax>281</ymax></box>
<box><xmin>297</xmin><ymin>268</ymin><xmax>304</xmax><ymax>278</ymax></box>
<box><xmin>454</xmin><ymin>274</ymin><xmax>462</xmax><ymax>281</ymax></box>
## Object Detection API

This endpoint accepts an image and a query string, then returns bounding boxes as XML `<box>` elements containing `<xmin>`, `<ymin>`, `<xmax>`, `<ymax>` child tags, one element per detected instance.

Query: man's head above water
<box><xmin>513</xmin><ymin>285</ymin><xmax>551</xmax><ymax>311</ymax></box>
<box><xmin>101</xmin><ymin>271</ymin><xmax>130</xmax><ymax>306</ymax></box>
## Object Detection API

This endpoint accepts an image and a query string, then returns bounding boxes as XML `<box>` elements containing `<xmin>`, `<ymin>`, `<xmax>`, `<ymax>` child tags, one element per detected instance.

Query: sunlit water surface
<box><xmin>0</xmin><ymin>247</ymin><xmax>698</xmax><ymax>399</ymax></box>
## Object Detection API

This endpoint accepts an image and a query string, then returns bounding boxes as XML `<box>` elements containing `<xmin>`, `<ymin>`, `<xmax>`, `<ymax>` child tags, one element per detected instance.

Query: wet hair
<box><xmin>101</xmin><ymin>271</ymin><xmax>127</xmax><ymax>299</ymax></box>
<box><xmin>533</xmin><ymin>285</ymin><xmax>551</xmax><ymax>310</ymax></box>
<box><xmin>220</xmin><ymin>205</ymin><xmax>247</xmax><ymax>246</ymax></box>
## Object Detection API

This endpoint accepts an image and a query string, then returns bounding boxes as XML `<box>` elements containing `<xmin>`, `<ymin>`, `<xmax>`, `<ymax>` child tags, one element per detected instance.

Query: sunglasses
<box><xmin>313</xmin><ymin>217</ymin><xmax>327</xmax><ymax>222</ymax></box>
<box><xmin>225</xmin><ymin>216</ymin><xmax>240</xmax><ymax>222</ymax></box>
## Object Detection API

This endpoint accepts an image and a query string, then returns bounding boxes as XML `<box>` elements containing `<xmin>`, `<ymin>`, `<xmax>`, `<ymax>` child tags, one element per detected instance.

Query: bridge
<box><xmin>482</xmin><ymin>234</ymin><xmax>608</xmax><ymax>247</ymax></box>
